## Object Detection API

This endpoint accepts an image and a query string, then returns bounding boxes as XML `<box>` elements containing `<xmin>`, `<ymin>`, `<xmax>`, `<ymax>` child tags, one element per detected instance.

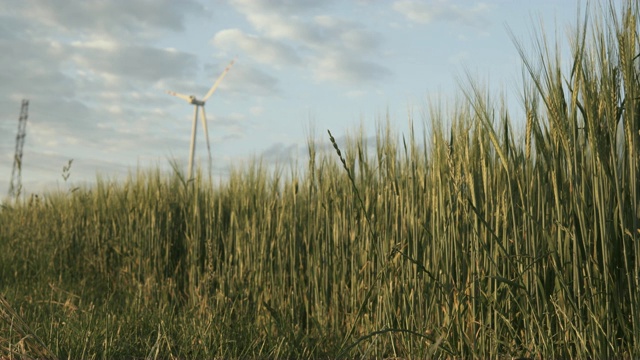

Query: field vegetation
<box><xmin>1</xmin><ymin>1</ymin><xmax>640</xmax><ymax>358</ymax></box>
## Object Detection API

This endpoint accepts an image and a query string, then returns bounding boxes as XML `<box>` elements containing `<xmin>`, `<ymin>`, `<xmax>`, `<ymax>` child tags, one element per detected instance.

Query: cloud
<box><xmin>215</xmin><ymin>63</ymin><xmax>281</xmax><ymax>96</ymax></box>
<box><xmin>392</xmin><ymin>0</ymin><xmax>490</xmax><ymax>28</ymax></box>
<box><xmin>249</xmin><ymin>106</ymin><xmax>265</xmax><ymax>116</ymax></box>
<box><xmin>0</xmin><ymin>38</ymin><xmax>75</xmax><ymax>101</ymax></box>
<box><xmin>212</xmin><ymin>29</ymin><xmax>301</xmax><ymax>66</ymax></box>
<box><xmin>70</xmin><ymin>41</ymin><xmax>198</xmax><ymax>83</ymax></box>
<box><xmin>0</xmin><ymin>0</ymin><xmax>218</xmax><ymax>194</ymax></box>
<box><xmin>9</xmin><ymin>0</ymin><xmax>206</xmax><ymax>40</ymax></box>
<box><xmin>212</xmin><ymin>112</ymin><xmax>250</xmax><ymax>132</ymax></box>
<box><xmin>223</xmin><ymin>0</ymin><xmax>390</xmax><ymax>86</ymax></box>
<box><xmin>260</xmin><ymin>142</ymin><xmax>301</xmax><ymax>164</ymax></box>
<box><xmin>231</xmin><ymin>0</ymin><xmax>330</xmax><ymax>16</ymax></box>
<box><xmin>313</xmin><ymin>53</ymin><xmax>391</xmax><ymax>84</ymax></box>
<box><xmin>312</xmin><ymin>16</ymin><xmax>380</xmax><ymax>54</ymax></box>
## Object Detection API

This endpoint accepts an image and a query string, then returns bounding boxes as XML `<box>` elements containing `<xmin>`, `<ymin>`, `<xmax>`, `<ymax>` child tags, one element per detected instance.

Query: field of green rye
<box><xmin>2</xmin><ymin>2</ymin><xmax>640</xmax><ymax>358</ymax></box>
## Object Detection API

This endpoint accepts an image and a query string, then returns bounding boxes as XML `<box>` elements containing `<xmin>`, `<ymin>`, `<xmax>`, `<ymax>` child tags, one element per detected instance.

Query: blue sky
<box><xmin>0</xmin><ymin>0</ymin><xmax>582</xmax><ymax>195</ymax></box>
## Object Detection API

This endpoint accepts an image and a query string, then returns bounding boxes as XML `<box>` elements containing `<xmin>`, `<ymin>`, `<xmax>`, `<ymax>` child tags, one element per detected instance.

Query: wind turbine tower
<box><xmin>8</xmin><ymin>99</ymin><xmax>29</xmax><ymax>198</ymax></box>
<box><xmin>167</xmin><ymin>59</ymin><xmax>235</xmax><ymax>180</ymax></box>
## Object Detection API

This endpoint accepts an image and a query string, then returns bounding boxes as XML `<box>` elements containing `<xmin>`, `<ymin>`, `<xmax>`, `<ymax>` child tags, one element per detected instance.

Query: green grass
<box><xmin>1</xmin><ymin>1</ymin><xmax>640</xmax><ymax>358</ymax></box>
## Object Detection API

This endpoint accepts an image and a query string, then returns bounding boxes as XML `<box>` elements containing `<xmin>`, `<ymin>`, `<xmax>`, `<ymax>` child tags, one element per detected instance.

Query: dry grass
<box><xmin>0</xmin><ymin>296</ymin><xmax>57</xmax><ymax>360</ymax></box>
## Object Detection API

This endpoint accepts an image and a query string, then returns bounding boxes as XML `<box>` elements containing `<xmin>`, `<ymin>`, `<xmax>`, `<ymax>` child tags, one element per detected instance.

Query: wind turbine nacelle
<box><xmin>190</xmin><ymin>97</ymin><xmax>205</xmax><ymax>106</ymax></box>
<box><xmin>166</xmin><ymin>91</ymin><xmax>205</xmax><ymax>106</ymax></box>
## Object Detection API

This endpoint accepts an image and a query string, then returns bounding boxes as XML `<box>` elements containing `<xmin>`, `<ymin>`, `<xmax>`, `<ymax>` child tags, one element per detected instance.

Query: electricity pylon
<box><xmin>8</xmin><ymin>99</ymin><xmax>29</xmax><ymax>198</ymax></box>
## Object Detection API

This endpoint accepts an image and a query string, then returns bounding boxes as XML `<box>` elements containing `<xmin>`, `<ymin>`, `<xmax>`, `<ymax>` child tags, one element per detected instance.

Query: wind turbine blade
<box><xmin>200</xmin><ymin>106</ymin><xmax>213</xmax><ymax>177</ymax></box>
<box><xmin>166</xmin><ymin>90</ymin><xmax>193</xmax><ymax>103</ymax></box>
<box><xmin>202</xmin><ymin>59</ymin><xmax>236</xmax><ymax>102</ymax></box>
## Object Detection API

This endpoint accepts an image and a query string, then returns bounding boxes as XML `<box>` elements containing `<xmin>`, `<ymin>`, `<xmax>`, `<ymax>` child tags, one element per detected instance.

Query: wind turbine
<box><xmin>167</xmin><ymin>59</ymin><xmax>235</xmax><ymax>180</ymax></box>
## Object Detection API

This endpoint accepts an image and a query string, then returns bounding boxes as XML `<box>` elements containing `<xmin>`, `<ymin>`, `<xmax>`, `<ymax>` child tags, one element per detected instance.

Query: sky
<box><xmin>0</xmin><ymin>0</ymin><xmax>584</xmax><ymax>196</ymax></box>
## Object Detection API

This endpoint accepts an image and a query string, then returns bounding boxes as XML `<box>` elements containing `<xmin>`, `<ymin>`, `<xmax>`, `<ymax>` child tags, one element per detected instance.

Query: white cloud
<box><xmin>250</xmin><ymin>106</ymin><xmax>265</xmax><ymax>116</ymax></box>
<box><xmin>0</xmin><ymin>0</ymin><xmax>219</xmax><ymax>194</ymax></box>
<box><xmin>313</xmin><ymin>53</ymin><xmax>391</xmax><ymax>84</ymax></box>
<box><xmin>208</xmin><ymin>63</ymin><xmax>281</xmax><ymax>96</ymax></box>
<box><xmin>231</xmin><ymin>0</ymin><xmax>330</xmax><ymax>16</ymax></box>
<box><xmin>11</xmin><ymin>0</ymin><xmax>206</xmax><ymax>39</ymax></box>
<box><xmin>260</xmin><ymin>142</ymin><xmax>301</xmax><ymax>164</ymax></box>
<box><xmin>312</xmin><ymin>16</ymin><xmax>380</xmax><ymax>54</ymax></box>
<box><xmin>392</xmin><ymin>0</ymin><xmax>490</xmax><ymax>28</ymax></box>
<box><xmin>245</xmin><ymin>13</ymin><xmax>309</xmax><ymax>40</ymax></box>
<box><xmin>224</xmin><ymin>0</ymin><xmax>390</xmax><ymax>86</ymax></box>
<box><xmin>393</xmin><ymin>0</ymin><xmax>435</xmax><ymax>24</ymax></box>
<box><xmin>212</xmin><ymin>29</ymin><xmax>301</xmax><ymax>66</ymax></box>
<box><xmin>70</xmin><ymin>41</ymin><xmax>198</xmax><ymax>83</ymax></box>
